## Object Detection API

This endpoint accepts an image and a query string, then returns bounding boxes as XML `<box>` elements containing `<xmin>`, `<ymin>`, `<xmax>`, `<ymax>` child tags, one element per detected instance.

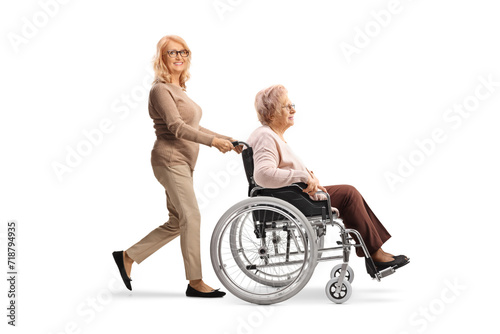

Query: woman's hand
<box><xmin>332</xmin><ymin>207</ymin><xmax>340</xmax><ymax>217</ymax></box>
<box><xmin>230</xmin><ymin>138</ymin><xmax>243</xmax><ymax>154</ymax></box>
<box><xmin>212</xmin><ymin>137</ymin><xmax>234</xmax><ymax>153</ymax></box>
<box><xmin>303</xmin><ymin>171</ymin><xmax>327</xmax><ymax>195</ymax></box>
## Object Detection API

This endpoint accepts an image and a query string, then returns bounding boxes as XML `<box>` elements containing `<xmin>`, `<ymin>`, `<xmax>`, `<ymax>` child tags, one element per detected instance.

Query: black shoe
<box><xmin>112</xmin><ymin>251</ymin><xmax>132</xmax><ymax>291</ymax></box>
<box><xmin>393</xmin><ymin>255</ymin><xmax>410</xmax><ymax>270</ymax></box>
<box><xmin>365</xmin><ymin>255</ymin><xmax>410</xmax><ymax>278</ymax></box>
<box><xmin>186</xmin><ymin>284</ymin><xmax>226</xmax><ymax>298</ymax></box>
<box><xmin>394</xmin><ymin>255</ymin><xmax>410</xmax><ymax>264</ymax></box>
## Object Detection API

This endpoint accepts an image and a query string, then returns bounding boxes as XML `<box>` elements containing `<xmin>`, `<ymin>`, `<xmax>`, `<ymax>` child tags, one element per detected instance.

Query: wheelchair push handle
<box><xmin>231</xmin><ymin>141</ymin><xmax>250</xmax><ymax>149</ymax></box>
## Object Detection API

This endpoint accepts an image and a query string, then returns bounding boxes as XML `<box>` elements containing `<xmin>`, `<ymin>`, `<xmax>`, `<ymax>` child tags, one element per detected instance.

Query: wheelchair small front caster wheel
<box><xmin>330</xmin><ymin>264</ymin><xmax>354</xmax><ymax>283</ymax></box>
<box><xmin>325</xmin><ymin>277</ymin><xmax>352</xmax><ymax>304</ymax></box>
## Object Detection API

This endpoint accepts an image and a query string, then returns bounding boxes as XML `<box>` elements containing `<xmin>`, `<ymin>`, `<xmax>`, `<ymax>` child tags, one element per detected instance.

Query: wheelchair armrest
<box><xmin>250</xmin><ymin>183</ymin><xmax>334</xmax><ymax>220</ymax></box>
<box><xmin>292</xmin><ymin>182</ymin><xmax>308</xmax><ymax>190</ymax></box>
<box><xmin>311</xmin><ymin>190</ymin><xmax>338</xmax><ymax>218</ymax></box>
<box><xmin>249</xmin><ymin>183</ymin><xmax>306</xmax><ymax>197</ymax></box>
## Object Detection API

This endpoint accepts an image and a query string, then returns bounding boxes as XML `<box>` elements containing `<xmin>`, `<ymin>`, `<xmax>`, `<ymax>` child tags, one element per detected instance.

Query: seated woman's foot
<box><xmin>394</xmin><ymin>254</ymin><xmax>410</xmax><ymax>261</ymax></box>
<box><xmin>371</xmin><ymin>248</ymin><xmax>394</xmax><ymax>263</ymax></box>
<box><xmin>379</xmin><ymin>249</ymin><xmax>409</xmax><ymax>262</ymax></box>
<box><xmin>381</xmin><ymin>249</ymin><xmax>395</xmax><ymax>258</ymax></box>
<box><xmin>366</xmin><ymin>249</ymin><xmax>410</xmax><ymax>278</ymax></box>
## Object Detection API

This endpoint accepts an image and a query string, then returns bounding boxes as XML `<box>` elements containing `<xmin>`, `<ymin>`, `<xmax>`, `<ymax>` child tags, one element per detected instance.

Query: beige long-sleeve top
<box><xmin>149</xmin><ymin>81</ymin><xmax>231</xmax><ymax>170</ymax></box>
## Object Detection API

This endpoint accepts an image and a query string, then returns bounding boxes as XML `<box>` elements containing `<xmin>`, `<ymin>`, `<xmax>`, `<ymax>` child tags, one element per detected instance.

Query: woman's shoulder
<box><xmin>151</xmin><ymin>80</ymin><xmax>183</xmax><ymax>96</ymax></box>
<box><xmin>247</xmin><ymin>125</ymin><xmax>278</xmax><ymax>147</ymax></box>
<box><xmin>248</xmin><ymin>125</ymin><xmax>274</xmax><ymax>139</ymax></box>
<box><xmin>249</xmin><ymin>125</ymin><xmax>272</xmax><ymax>136</ymax></box>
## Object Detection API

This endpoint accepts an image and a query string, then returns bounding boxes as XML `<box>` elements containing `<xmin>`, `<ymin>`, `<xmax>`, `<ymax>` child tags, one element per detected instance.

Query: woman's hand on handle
<box><xmin>230</xmin><ymin>139</ymin><xmax>243</xmax><ymax>154</ymax></box>
<box><xmin>212</xmin><ymin>137</ymin><xmax>234</xmax><ymax>153</ymax></box>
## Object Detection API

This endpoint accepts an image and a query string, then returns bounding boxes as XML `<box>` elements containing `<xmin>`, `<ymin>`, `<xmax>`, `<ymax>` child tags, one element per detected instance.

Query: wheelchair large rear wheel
<box><xmin>211</xmin><ymin>197</ymin><xmax>318</xmax><ymax>305</ymax></box>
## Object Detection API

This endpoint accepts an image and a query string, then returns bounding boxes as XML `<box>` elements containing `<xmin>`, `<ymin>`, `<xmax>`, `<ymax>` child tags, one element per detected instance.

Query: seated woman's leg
<box><xmin>325</xmin><ymin>185</ymin><xmax>391</xmax><ymax>258</ymax></box>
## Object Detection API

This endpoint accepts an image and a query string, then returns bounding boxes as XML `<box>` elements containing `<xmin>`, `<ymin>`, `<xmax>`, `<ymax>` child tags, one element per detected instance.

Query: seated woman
<box><xmin>246</xmin><ymin>84</ymin><xmax>409</xmax><ymax>275</ymax></box>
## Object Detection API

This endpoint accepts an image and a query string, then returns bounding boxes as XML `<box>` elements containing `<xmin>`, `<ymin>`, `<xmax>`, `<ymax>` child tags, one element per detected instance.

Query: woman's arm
<box><xmin>199</xmin><ymin>126</ymin><xmax>232</xmax><ymax>141</ymax></box>
<box><xmin>150</xmin><ymin>85</ymin><xmax>214</xmax><ymax>146</ymax></box>
<box><xmin>200</xmin><ymin>125</ymin><xmax>243</xmax><ymax>153</ymax></box>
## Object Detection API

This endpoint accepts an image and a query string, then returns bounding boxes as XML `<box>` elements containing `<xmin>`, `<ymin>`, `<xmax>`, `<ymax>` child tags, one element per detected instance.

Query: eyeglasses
<box><xmin>164</xmin><ymin>50</ymin><xmax>190</xmax><ymax>58</ymax></box>
<box><xmin>282</xmin><ymin>104</ymin><xmax>295</xmax><ymax>111</ymax></box>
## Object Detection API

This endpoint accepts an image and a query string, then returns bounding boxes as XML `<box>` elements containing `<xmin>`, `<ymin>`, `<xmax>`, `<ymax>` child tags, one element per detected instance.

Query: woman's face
<box><xmin>270</xmin><ymin>94</ymin><xmax>296</xmax><ymax>132</ymax></box>
<box><xmin>163</xmin><ymin>40</ymin><xmax>188</xmax><ymax>76</ymax></box>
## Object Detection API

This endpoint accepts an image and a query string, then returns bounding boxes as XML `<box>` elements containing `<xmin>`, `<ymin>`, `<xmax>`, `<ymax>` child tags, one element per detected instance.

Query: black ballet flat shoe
<box><xmin>186</xmin><ymin>284</ymin><xmax>226</xmax><ymax>298</ymax></box>
<box><xmin>394</xmin><ymin>255</ymin><xmax>410</xmax><ymax>263</ymax></box>
<box><xmin>112</xmin><ymin>251</ymin><xmax>132</xmax><ymax>291</ymax></box>
<box><xmin>393</xmin><ymin>255</ymin><xmax>410</xmax><ymax>270</ymax></box>
<box><xmin>365</xmin><ymin>255</ymin><xmax>410</xmax><ymax>278</ymax></box>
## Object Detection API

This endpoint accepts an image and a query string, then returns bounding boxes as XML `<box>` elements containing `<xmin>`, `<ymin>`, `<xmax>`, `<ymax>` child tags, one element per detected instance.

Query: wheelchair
<box><xmin>210</xmin><ymin>142</ymin><xmax>398</xmax><ymax>305</ymax></box>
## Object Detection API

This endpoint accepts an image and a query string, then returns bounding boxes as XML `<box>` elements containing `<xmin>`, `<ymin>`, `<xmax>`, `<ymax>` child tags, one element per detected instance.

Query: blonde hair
<box><xmin>152</xmin><ymin>35</ymin><xmax>191</xmax><ymax>89</ymax></box>
<box><xmin>254</xmin><ymin>84</ymin><xmax>288</xmax><ymax>125</ymax></box>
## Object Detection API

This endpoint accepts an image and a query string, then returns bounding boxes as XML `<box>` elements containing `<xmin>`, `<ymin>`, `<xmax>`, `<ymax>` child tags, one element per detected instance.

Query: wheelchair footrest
<box><xmin>378</xmin><ymin>266</ymin><xmax>396</xmax><ymax>278</ymax></box>
<box><xmin>365</xmin><ymin>257</ymin><xmax>397</xmax><ymax>280</ymax></box>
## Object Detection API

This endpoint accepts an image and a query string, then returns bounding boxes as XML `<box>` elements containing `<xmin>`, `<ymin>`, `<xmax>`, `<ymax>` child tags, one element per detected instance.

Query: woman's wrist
<box><xmin>211</xmin><ymin>137</ymin><xmax>219</xmax><ymax>147</ymax></box>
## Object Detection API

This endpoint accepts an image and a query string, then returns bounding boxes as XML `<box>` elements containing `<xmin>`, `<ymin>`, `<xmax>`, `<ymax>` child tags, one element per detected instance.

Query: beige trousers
<box><xmin>126</xmin><ymin>164</ymin><xmax>202</xmax><ymax>280</ymax></box>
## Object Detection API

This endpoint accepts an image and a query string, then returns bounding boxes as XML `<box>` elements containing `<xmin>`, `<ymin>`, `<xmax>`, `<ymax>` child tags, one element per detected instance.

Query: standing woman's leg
<box><xmin>125</xmin><ymin>189</ymin><xmax>181</xmax><ymax>266</ymax></box>
<box><xmin>325</xmin><ymin>184</ymin><xmax>391</xmax><ymax>257</ymax></box>
<box><xmin>120</xmin><ymin>163</ymin><xmax>223</xmax><ymax>294</ymax></box>
<box><xmin>125</xmin><ymin>164</ymin><xmax>202</xmax><ymax>280</ymax></box>
<box><xmin>148</xmin><ymin>164</ymin><xmax>203</xmax><ymax>280</ymax></box>
<box><xmin>153</xmin><ymin>164</ymin><xmax>225</xmax><ymax>294</ymax></box>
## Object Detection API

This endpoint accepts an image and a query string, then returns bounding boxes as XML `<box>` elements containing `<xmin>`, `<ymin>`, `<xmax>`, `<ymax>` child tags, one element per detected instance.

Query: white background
<box><xmin>1</xmin><ymin>0</ymin><xmax>499</xmax><ymax>333</ymax></box>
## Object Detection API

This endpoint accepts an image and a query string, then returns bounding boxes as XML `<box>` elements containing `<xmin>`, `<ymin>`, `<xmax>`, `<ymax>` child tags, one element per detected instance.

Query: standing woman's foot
<box><xmin>123</xmin><ymin>251</ymin><xmax>134</xmax><ymax>278</ymax></box>
<box><xmin>186</xmin><ymin>279</ymin><xmax>226</xmax><ymax>298</ymax></box>
<box><xmin>189</xmin><ymin>279</ymin><xmax>215</xmax><ymax>293</ymax></box>
<box><xmin>112</xmin><ymin>250</ymin><xmax>133</xmax><ymax>291</ymax></box>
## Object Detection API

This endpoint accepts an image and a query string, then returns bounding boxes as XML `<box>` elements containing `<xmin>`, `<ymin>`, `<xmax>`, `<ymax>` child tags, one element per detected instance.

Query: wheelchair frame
<box><xmin>210</xmin><ymin>142</ymin><xmax>396</xmax><ymax>304</ymax></box>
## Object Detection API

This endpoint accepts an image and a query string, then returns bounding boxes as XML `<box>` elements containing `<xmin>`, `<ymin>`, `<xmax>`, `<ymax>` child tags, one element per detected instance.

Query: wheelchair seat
<box><xmin>240</xmin><ymin>142</ymin><xmax>331</xmax><ymax>221</ymax></box>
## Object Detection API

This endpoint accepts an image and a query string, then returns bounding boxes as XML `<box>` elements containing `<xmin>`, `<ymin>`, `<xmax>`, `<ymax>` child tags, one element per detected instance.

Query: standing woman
<box><xmin>113</xmin><ymin>35</ymin><xmax>240</xmax><ymax>297</ymax></box>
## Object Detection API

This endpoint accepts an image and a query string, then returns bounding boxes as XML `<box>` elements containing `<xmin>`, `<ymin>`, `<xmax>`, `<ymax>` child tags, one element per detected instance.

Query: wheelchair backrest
<box><xmin>241</xmin><ymin>145</ymin><xmax>257</xmax><ymax>196</ymax></box>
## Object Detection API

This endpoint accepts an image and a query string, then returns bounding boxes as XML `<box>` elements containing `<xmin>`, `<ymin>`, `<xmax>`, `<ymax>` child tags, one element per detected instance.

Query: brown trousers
<box><xmin>324</xmin><ymin>185</ymin><xmax>391</xmax><ymax>257</ymax></box>
<box><xmin>126</xmin><ymin>164</ymin><xmax>202</xmax><ymax>280</ymax></box>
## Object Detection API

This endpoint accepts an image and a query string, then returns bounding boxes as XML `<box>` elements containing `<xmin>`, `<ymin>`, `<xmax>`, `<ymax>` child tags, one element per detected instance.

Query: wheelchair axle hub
<box><xmin>258</xmin><ymin>246</ymin><xmax>268</xmax><ymax>257</ymax></box>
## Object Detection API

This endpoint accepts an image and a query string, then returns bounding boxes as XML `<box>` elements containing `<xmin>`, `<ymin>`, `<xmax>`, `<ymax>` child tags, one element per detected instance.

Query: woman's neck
<box><xmin>171</xmin><ymin>74</ymin><xmax>181</xmax><ymax>87</ymax></box>
<box><xmin>269</xmin><ymin>124</ymin><xmax>287</xmax><ymax>142</ymax></box>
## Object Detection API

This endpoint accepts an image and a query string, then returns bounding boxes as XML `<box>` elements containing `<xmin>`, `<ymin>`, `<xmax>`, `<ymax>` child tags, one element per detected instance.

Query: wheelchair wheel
<box><xmin>330</xmin><ymin>264</ymin><xmax>354</xmax><ymax>283</ymax></box>
<box><xmin>325</xmin><ymin>277</ymin><xmax>352</xmax><ymax>304</ymax></box>
<box><xmin>211</xmin><ymin>197</ymin><xmax>318</xmax><ymax>305</ymax></box>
